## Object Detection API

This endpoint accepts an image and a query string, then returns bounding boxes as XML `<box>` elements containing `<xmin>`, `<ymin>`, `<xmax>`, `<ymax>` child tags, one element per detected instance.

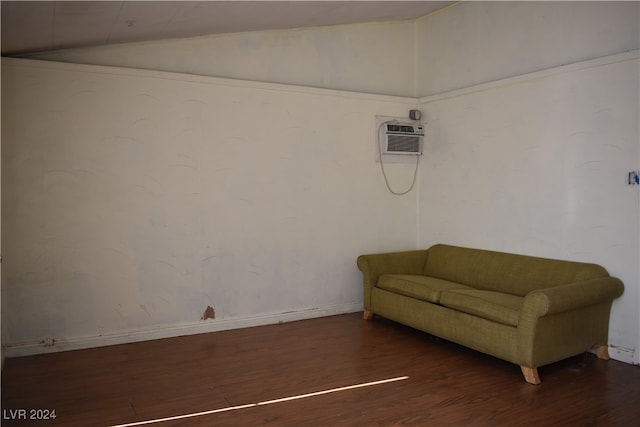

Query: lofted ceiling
<box><xmin>1</xmin><ymin>1</ymin><xmax>454</xmax><ymax>56</ymax></box>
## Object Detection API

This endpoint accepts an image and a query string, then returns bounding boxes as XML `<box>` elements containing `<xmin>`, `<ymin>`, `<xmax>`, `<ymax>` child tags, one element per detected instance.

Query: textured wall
<box><xmin>418</xmin><ymin>52</ymin><xmax>640</xmax><ymax>364</ymax></box>
<box><xmin>2</xmin><ymin>59</ymin><xmax>419</xmax><ymax>354</ymax></box>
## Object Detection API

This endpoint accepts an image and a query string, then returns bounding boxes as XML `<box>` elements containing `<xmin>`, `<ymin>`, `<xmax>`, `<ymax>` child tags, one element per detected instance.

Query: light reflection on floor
<box><xmin>110</xmin><ymin>376</ymin><xmax>410</xmax><ymax>427</ymax></box>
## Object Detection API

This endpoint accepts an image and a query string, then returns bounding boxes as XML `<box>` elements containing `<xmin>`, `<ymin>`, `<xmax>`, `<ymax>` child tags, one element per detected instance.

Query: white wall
<box><xmin>25</xmin><ymin>20</ymin><xmax>418</xmax><ymax>97</ymax></box>
<box><xmin>1</xmin><ymin>58</ymin><xmax>419</xmax><ymax>355</ymax></box>
<box><xmin>418</xmin><ymin>53</ymin><xmax>640</xmax><ymax>364</ymax></box>
<box><xmin>416</xmin><ymin>1</ymin><xmax>639</xmax><ymax>96</ymax></box>
<box><xmin>415</xmin><ymin>1</ymin><xmax>640</xmax><ymax>365</ymax></box>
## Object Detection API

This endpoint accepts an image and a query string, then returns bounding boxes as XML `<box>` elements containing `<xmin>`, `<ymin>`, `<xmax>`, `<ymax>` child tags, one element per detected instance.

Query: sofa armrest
<box><xmin>357</xmin><ymin>250</ymin><xmax>428</xmax><ymax>310</ymax></box>
<box><xmin>522</xmin><ymin>277</ymin><xmax>624</xmax><ymax>317</ymax></box>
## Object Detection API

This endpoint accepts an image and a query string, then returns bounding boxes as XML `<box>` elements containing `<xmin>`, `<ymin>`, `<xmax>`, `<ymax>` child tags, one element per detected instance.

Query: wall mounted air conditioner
<box><xmin>382</xmin><ymin>123</ymin><xmax>424</xmax><ymax>155</ymax></box>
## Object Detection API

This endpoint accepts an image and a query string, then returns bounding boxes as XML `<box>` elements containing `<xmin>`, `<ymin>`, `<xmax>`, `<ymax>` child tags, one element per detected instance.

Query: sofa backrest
<box><xmin>423</xmin><ymin>244</ymin><xmax>609</xmax><ymax>296</ymax></box>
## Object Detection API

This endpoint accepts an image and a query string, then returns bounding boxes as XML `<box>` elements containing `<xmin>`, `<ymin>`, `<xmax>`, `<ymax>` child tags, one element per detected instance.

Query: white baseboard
<box><xmin>2</xmin><ymin>302</ymin><xmax>363</xmax><ymax>358</ymax></box>
<box><xmin>609</xmin><ymin>344</ymin><xmax>638</xmax><ymax>365</ymax></box>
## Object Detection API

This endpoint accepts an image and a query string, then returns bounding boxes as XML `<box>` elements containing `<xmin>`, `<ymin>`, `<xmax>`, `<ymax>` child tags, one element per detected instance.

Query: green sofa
<box><xmin>356</xmin><ymin>244</ymin><xmax>624</xmax><ymax>384</ymax></box>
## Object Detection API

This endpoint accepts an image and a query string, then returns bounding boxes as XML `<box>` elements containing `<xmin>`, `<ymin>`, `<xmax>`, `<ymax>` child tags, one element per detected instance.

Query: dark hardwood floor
<box><xmin>2</xmin><ymin>312</ymin><xmax>639</xmax><ymax>426</ymax></box>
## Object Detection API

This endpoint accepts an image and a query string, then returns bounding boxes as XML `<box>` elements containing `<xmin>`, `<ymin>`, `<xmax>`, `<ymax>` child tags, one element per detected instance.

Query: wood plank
<box><xmin>2</xmin><ymin>313</ymin><xmax>640</xmax><ymax>426</ymax></box>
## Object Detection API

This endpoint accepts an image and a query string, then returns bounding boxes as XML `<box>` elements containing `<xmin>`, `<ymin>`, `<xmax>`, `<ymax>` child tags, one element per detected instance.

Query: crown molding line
<box><xmin>1</xmin><ymin>57</ymin><xmax>417</xmax><ymax>105</ymax></box>
<box><xmin>419</xmin><ymin>50</ymin><xmax>640</xmax><ymax>105</ymax></box>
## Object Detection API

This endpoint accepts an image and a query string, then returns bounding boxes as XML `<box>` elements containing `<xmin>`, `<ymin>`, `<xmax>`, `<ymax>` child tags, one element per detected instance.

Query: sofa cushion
<box><xmin>439</xmin><ymin>289</ymin><xmax>524</xmax><ymax>327</ymax></box>
<box><xmin>377</xmin><ymin>274</ymin><xmax>473</xmax><ymax>303</ymax></box>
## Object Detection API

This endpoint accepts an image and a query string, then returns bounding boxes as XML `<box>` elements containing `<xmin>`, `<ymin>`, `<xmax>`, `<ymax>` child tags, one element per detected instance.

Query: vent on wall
<box><xmin>382</xmin><ymin>123</ymin><xmax>423</xmax><ymax>155</ymax></box>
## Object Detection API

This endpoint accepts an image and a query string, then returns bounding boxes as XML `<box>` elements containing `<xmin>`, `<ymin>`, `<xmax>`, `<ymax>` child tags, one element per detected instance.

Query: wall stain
<box><xmin>201</xmin><ymin>305</ymin><xmax>216</xmax><ymax>320</ymax></box>
<box><xmin>140</xmin><ymin>304</ymin><xmax>151</xmax><ymax>317</ymax></box>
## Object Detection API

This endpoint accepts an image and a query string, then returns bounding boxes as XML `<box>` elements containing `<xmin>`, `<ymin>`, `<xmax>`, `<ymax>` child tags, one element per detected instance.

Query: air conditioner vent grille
<box><xmin>381</xmin><ymin>123</ymin><xmax>423</xmax><ymax>155</ymax></box>
<box><xmin>386</xmin><ymin>135</ymin><xmax>421</xmax><ymax>154</ymax></box>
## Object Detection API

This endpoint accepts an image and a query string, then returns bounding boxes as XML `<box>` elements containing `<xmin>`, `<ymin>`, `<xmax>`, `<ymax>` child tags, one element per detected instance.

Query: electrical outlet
<box><xmin>628</xmin><ymin>171</ymin><xmax>640</xmax><ymax>185</ymax></box>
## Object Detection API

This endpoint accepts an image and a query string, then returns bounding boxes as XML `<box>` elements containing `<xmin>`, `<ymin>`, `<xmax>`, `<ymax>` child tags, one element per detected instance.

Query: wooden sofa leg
<box><xmin>593</xmin><ymin>345</ymin><xmax>610</xmax><ymax>360</ymax></box>
<box><xmin>363</xmin><ymin>310</ymin><xmax>373</xmax><ymax>320</ymax></box>
<box><xmin>521</xmin><ymin>366</ymin><xmax>541</xmax><ymax>385</ymax></box>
